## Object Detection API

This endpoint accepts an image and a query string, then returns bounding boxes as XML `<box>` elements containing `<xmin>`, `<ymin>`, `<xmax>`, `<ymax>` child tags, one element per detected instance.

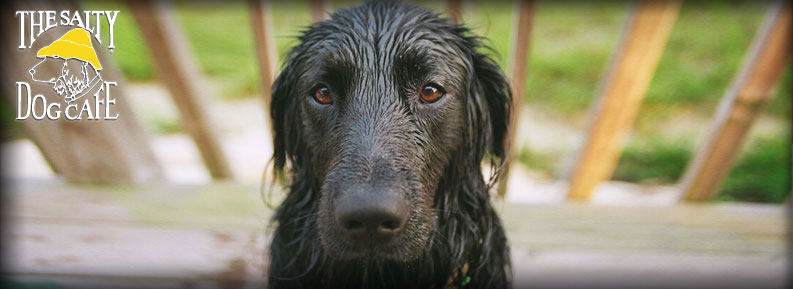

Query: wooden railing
<box><xmin>679</xmin><ymin>1</ymin><xmax>791</xmax><ymax>201</ymax></box>
<box><xmin>567</xmin><ymin>0</ymin><xmax>683</xmax><ymax>200</ymax></box>
<box><xmin>567</xmin><ymin>0</ymin><xmax>789</xmax><ymax>201</ymax></box>
<box><xmin>131</xmin><ymin>0</ymin><xmax>234</xmax><ymax>180</ymax></box>
<box><xmin>3</xmin><ymin>0</ymin><xmax>789</xmax><ymax>203</ymax></box>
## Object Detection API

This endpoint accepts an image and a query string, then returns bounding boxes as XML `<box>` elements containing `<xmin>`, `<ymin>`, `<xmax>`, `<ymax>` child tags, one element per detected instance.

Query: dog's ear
<box><xmin>467</xmin><ymin>48</ymin><xmax>513</xmax><ymax>162</ymax></box>
<box><xmin>270</xmin><ymin>59</ymin><xmax>302</xmax><ymax>173</ymax></box>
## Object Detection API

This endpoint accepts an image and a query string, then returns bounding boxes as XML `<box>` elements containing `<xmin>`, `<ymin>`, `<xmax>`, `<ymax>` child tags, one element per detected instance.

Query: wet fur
<box><xmin>268</xmin><ymin>1</ymin><xmax>512</xmax><ymax>288</ymax></box>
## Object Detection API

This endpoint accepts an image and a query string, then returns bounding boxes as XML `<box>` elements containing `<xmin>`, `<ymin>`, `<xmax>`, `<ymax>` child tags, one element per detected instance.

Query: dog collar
<box><xmin>444</xmin><ymin>263</ymin><xmax>470</xmax><ymax>289</ymax></box>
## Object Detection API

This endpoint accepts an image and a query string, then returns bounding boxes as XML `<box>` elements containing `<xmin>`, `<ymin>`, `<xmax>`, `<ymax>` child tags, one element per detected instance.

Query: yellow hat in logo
<box><xmin>36</xmin><ymin>28</ymin><xmax>102</xmax><ymax>70</ymax></box>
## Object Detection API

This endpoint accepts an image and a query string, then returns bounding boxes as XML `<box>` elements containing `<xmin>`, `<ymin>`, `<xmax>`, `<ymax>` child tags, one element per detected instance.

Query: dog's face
<box><xmin>271</xmin><ymin>2</ymin><xmax>510</xmax><ymax>263</ymax></box>
<box><xmin>29</xmin><ymin>58</ymin><xmax>93</xmax><ymax>101</ymax></box>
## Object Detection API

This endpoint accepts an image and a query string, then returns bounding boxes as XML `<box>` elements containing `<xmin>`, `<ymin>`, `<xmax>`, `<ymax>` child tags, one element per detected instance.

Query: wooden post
<box><xmin>129</xmin><ymin>0</ymin><xmax>233</xmax><ymax>180</ymax></box>
<box><xmin>446</xmin><ymin>0</ymin><xmax>463</xmax><ymax>24</ymax></box>
<box><xmin>680</xmin><ymin>1</ymin><xmax>791</xmax><ymax>201</ymax></box>
<box><xmin>1</xmin><ymin>1</ymin><xmax>163</xmax><ymax>184</ymax></box>
<box><xmin>566</xmin><ymin>0</ymin><xmax>681</xmax><ymax>201</ymax></box>
<box><xmin>310</xmin><ymin>0</ymin><xmax>330</xmax><ymax>23</ymax></box>
<box><xmin>496</xmin><ymin>0</ymin><xmax>533</xmax><ymax>198</ymax></box>
<box><xmin>249</xmin><ymin>0</ymin><xmax>278</xmax><ymax>115</ymax></box>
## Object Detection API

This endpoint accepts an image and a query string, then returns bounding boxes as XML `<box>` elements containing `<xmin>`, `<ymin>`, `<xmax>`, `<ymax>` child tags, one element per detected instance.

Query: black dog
<box><xmin>268</xmin><ymin>1</ymin><xmax>512</xmax><ymax>288</ymax></box>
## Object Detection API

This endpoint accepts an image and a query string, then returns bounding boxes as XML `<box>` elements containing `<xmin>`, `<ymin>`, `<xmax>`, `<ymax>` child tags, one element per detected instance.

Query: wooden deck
<box><xmin>2</xmin><ymin>179</ymin><xmax>788</xmax><ymax>289</ymax></box>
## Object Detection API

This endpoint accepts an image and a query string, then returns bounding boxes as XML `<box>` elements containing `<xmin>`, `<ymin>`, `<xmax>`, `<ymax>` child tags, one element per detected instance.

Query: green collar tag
<box><xmin>460</xmin><ymin>276</ymin><xmax>471</xmax><ymax>286</ymax></box>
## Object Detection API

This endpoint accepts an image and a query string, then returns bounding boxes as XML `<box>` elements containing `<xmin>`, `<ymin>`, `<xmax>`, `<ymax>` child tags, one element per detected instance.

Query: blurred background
<box><xmin>6</xmin><ymin>0</ymin><xmax>788</xmax><ymax>202</ymax></box>
<box><xmin>1</xmin><ymin>0</ymin><xmax>790</xmax><ymax>288</ymax></box>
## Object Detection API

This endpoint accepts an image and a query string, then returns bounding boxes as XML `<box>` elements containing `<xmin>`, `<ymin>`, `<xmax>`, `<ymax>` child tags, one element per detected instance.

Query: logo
<box><xmin>14</xmin><ymin>10</ymin><xmax>120</xmax><ymax>121</ymax></box>
<box><xmin>30</xmin><ymin>28</ymin><xmax>105</xmax><ymax>104</ymax></box>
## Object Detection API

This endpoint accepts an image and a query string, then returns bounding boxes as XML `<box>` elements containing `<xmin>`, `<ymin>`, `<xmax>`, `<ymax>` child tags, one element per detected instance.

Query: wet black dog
<box><xmin>268</xmin><ymin>1</ymin><xmax>511</xmax><ymax>288</ymax></box>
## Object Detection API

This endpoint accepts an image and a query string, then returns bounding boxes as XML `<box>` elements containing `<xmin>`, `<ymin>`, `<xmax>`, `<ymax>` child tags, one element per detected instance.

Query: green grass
<box><xmin>524</xmin><ymin>1</ymin><xmax>629</xmax><ymax>113</ymax></box>
<box><xmin>634</xmin><ymin>0</ymin><xmax>782</xmax><ymax>134</ymax></box>
<box><xmin>0</xmin><ymin>100</ymin><xmax>20</xmax><ymax>141</ymax></box>
<box><xmin>718</xmin><ymin>135</ymin><xmax>791</xmax><ymax>203</ymax></box>
<box><xmin>766</xmin><ymin>64</ymin><xmax>792</xmax><ymax>117</ymax></box>
<box><xmin>461</xmin><ymin>1</ymin><xmax>515</xmax><ymax>67</ymax></box>
<box><xmin>174</xmin><ymin>1</ymin><xmax>315</xmax><ymax>99</ymax></box>
<box><xmin>149</xmin><ymin>115</ymin><xmax>182</xmax><ymax>135</ymax></box>
<box><xmin>82</xmin><ymin>0</ymin><xmax>156</xmax><ymax>81</ymax></box>
<box><xmin>463</xmin><ymin>1</ymin><xmax>629</xmax><ymax>113</ymax></box>
<box><xmin>645</xmin><ymin>1</ymin><xmax>767</xmax><ymax>107</ymax></box>
<box><xmin>174</xmin><ymin>2</ymin><xmax>259</xmax><ymax>98</ymax></box>
<box><xmin>611</xmin><ymin>133</ymin><xmax>791</xmax><ymax>203</ymax></box>
<box><xmin>613</xmin><ymin>137</ymin><xmax>692</xmax><ymax>185</ymax></box>
<box><xmin>516</xmin><ymin>146</ymin><xmax>556</xmax><ymax>179</ymax></box>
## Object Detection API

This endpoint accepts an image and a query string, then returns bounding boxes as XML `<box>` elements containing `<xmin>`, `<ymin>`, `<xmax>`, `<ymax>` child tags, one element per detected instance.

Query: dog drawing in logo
<box><xmin>28</xmin><ymin>28</ymin><xmax>104</xmax><ymax>104</ymax></box>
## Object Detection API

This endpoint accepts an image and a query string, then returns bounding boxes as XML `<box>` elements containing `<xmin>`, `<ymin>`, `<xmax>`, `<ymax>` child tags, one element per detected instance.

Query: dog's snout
<box><xmin>335</xmin><ymin>191</ymin><xmax>408</xmax><ymax>245</ymax></box>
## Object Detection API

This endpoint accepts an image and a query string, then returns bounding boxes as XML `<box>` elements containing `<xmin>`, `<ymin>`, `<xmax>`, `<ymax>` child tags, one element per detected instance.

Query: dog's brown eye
<box><xmin>419</xmin><ymin>84</ymin><xmax>444</xmax><ymax>103</ymax></box>
<box><xmin>313</xmin><ymin>86</ymin><xmax>333</xmax><ymax>104</ymax></box>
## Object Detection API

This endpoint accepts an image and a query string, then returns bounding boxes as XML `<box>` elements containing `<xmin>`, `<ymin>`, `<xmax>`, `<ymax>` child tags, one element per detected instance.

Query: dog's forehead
<box><xmin>303</xmin><ymin>2</ymin><xmax>465</xmax><ymax>71</ymax></box>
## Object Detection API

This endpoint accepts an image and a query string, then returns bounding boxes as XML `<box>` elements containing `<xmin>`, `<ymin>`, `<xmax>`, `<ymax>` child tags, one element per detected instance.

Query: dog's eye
<box><xmin>419</xmin><ymin>84</ymin><xmax>444</xmax><ymax>103</ymax></box>
<box><xmin>313</xmin><ymin>86</ymin><xmax>333</xmax><ymax>105</ymax></box>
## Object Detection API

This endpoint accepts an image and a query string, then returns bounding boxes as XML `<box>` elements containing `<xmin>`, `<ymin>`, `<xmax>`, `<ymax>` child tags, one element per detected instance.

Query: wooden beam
<box><xmin>8</xmin><ymin>181</ymin><xmax>788</xmax><ymax>288</ymax></box>
<box><xmin>129</xmin><ymin>0</ymin><xmax>233</xmax><ymax>180</ymax></box>
<box><xmin>310</xmin><ymin>0</ymin><xmax>330</xmax><ymax>23</ymax></box>
<box><xmin>567</xmin><ymin>0</ymin><xmax>681</xmax><ymax>201</ymax></box>
<box><xmin>1</xmin><ymin>1</ymin><xmax>163</xmax><ymax>184</ymax></box>
<box><xmin>497</xmin><ymin>0</ymin><xmax>533</xmax><ymax>198</ymax></box>
<box><xmin>680</xmin><ymin>1</ymin><xmax>791</xmax><ymax>202</ymax></box>
<box><xmin>249</xmin><ymin>0</ymin><xmax>278</xmax><ymax>115</ymax></box>
<box><xmin>446</xmin><ymin>0</ymin><xmax>463</xmax><ymax>24</ymax></box>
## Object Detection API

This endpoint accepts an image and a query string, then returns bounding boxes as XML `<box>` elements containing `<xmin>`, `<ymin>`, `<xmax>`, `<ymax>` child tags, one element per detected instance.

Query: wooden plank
<box><xmin>680</xmin><ymin>1</ymin><xmax>791</xmax><ymax>202</ymax></box>
<box><xmin>10</xmin><ymin>220</ymin><xmax>267</xmax><ymax>288</ymax></box>
<box><xmin>129</xmin><ymin>0</ymin><xmax>233</xmax><ymax>180</ymax></box>
<box><xmin>249</xmin><ymin>0</ymin><xmax>278</xmax><ymax>115</ymax></box>
<box><xmin>310</xmin><ymin>0</ymin><xmax>330</xmax><ymax>22</ymax></box>
<box><xmin>497</xmin><ymin>0</ymin><xmax>533</xmax><ymax>198</ymax></box>
<box><xmin>1</xmin><ymin>1</ymin><xmax>163</xmax><ymax>184</ymax></box>
<box><xmin>566</xmin><ymin>0</ymin><xmax>681</xmax><ymax>201</ymax></box>
<box><xmin>5</xmin><ymin>180</ymin><xmax>786</xmax><ymax>288</ymax></box>
<box><xmin>446</xmin><ymin>0</ymin><xmax>463</xmax><ymax>24</ymax></box>
<box><xmin>9</xmin><ymin>204</ymin><xmax>786</xmax><ymax>289</ymax></box>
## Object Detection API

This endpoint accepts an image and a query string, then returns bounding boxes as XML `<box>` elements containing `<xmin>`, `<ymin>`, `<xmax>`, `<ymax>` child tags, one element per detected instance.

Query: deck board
<box><xmin>2</xmin><ymin>179</ymin><xmax>787</xmax><ymax>288</ymax></box>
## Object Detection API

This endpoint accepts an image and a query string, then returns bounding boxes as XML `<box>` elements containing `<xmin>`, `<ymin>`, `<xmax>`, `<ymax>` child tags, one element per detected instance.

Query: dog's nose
<box><xmin>335</xmin><ymin>192</ymin><xmax>409</xmax><ymax>244</ymax></box>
